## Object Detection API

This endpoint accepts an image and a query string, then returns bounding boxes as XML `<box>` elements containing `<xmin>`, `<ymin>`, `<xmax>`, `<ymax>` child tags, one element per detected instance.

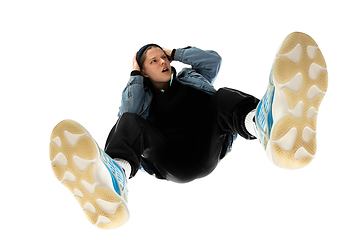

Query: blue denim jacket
<box><xmin>118</xmin><ymin>47</ymin><xmax>236</xmax><ymax>159</ymax></box>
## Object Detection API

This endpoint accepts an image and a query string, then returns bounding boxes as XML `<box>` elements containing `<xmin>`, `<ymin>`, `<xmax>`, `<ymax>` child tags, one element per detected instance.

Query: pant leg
<box><xmin>167</xmin><ymin>88</ymin><xmax>261</xmax><ymax>182</ymax></box>
<box><xmin>104</xmin><ymin>112</ymin><xmax>171</xmax><ymax>179</ymax></box>
<box><xmin>211</xmin><ymin>87</ymin><xmax>260</xmax><ymax>140</ymax></box>
<box><xmin>196</xmin><ymin>88</ymin><xmax>260</xmax><ymax>169</ymax></box>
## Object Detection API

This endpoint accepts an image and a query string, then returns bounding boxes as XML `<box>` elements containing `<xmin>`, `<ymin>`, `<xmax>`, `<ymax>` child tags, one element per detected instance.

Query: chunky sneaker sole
<box><xmin>256</xmin><ymin>32</ymin><xmax>328</xmax><ymax>169</ymax></box>
<box><xmin>49</xmin><ymin>120</ymin><xmax>129</xmax><ymax>229</ymax></box>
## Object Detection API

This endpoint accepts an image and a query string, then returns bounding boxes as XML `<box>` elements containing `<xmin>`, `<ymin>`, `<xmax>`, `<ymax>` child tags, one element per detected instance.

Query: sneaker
<box><xmin>49</xmin><ymin>119</ymin><xmax>129</xmax><ymax>229</ymax></box>
<box><xmin>255</xmin><ymin>32</ymin><xmax>328</xmax><ymax>169</ymax></box>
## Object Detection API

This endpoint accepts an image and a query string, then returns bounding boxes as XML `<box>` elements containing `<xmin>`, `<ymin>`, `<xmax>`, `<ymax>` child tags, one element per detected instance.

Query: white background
<box><xmin>1</xmin><ymin>0</ymin><xmax>354</xmax><ymax>239</ymax></box>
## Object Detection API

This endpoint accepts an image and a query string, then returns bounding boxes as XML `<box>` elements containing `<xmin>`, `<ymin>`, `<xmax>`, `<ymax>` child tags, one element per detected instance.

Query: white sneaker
<box><xmin>255</xmin><ymin>32</ymin><xmax>328</xmax><ymax>169</ymax></box>
<box><xmin>49</xmin><ymin>119</ymin><xmax>129</xmax><ymax>229</ymax></box>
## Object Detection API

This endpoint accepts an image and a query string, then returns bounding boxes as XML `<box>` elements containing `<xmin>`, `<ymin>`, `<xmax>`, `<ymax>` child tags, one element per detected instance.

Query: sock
<box><xmin>113</xmin><ymin>158</ymin><xmax>132</xmax><ymax>179</ymax></box>
<box><xmin>244</xmin><ymin>109</ymin><xmax>258</xmax><ymax>139</ymax></box>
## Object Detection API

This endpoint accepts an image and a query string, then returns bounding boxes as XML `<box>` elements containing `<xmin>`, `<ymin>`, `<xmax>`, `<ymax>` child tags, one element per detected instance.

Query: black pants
<box><xmin>105</xmin><ymin>88</ymin><xmax>259</xmax><ymax>183</ymax></box>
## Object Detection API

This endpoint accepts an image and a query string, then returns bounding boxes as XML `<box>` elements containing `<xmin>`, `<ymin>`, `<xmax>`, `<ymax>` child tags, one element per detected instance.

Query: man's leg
<box><xmin>210</xmin><ymin>87</ymin><xmax>260</xmax><ymax>139</ymax></box>
<box><xmin>105</xmin><ymin>112</ymin><xmax>171</xmax><ymax>179</ymax></box>
<box><xmin>190</xmin><ymin>88</ymin><xmax>260</xmax><ymax>177</ymax></box>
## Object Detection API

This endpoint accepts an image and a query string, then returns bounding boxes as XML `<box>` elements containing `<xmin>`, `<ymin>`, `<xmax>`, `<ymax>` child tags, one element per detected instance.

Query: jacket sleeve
<box><xmin>117</xmin><ymin>73</ymin><xmax>146</xmax><ymax>118</ymax></box>
<box><xmin>174</xmin><ymin>47</ymin><xmax>222</xmax><ymax>84</ymax></box>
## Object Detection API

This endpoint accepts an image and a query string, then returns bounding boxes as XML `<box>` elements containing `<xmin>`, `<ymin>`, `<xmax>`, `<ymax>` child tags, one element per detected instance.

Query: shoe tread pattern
<box><xmin>49</xmin><ymin>120</ymin><xmax>128</xmax><ymax>229</ymax></box>
<box><xmin>271</xmin><ymin>32</ymin><xmax>328</xmax><ymax>169</ymax></box>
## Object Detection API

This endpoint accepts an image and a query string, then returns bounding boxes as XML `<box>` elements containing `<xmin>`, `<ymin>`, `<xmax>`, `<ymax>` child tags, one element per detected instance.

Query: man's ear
<box><xmin>141</xmin><ymin>69</ymin><xmax>148</xmax><ymax>78</ymax></box>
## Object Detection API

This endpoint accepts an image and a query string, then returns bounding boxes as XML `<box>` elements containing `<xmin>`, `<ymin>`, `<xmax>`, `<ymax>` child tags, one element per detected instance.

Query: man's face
<box><xmin>141</xmin><ymin>47</ymin><xmax>172</xmax><ymax>84</ymax></box>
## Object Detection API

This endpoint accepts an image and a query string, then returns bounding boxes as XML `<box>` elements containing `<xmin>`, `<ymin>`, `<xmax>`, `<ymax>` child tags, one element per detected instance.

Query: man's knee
<box><xmin>120</xmin><ymin>112</ymin><xmax>140</xmax><ymax>122</ymax></box>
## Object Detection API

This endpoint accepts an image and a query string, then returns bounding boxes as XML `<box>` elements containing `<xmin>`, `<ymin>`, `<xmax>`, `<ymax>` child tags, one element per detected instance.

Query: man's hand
<box><xmin>132</xmin><ymin>52</ymin><xmax>140</xmax><ymax>71</ymax></box>
<box><xmin>162</xmin><ymin>47</ymin><xmax>173</xmax><ymax>62</ymax></box>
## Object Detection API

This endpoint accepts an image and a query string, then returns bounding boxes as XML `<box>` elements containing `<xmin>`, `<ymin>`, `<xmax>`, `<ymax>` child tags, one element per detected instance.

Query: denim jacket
<box><xmin>118</xmin><ymin>47</ymin><xmax>236</xmax><ymax>159</ymax></box>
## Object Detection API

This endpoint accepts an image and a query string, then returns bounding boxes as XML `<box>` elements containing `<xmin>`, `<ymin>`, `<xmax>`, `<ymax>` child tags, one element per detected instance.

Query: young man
<box><xmin>49</xmin><ymin>32</ymin><xmax>328</xmax><ymax>229</ymax></box>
